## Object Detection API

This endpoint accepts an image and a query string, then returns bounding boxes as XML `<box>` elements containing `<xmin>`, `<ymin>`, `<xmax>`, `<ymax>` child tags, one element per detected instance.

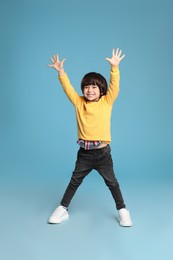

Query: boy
<box><xmin>48</xmin><ymin>48</ymin><xmax>132</xmax><ymax>227</ymax></box>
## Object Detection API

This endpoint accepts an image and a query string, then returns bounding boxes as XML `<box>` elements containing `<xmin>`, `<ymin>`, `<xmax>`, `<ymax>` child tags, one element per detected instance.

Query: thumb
<box><xmin>105</xmin><ymin>58</ymin><xmax>110</xmax><ymax>61</ymax></box>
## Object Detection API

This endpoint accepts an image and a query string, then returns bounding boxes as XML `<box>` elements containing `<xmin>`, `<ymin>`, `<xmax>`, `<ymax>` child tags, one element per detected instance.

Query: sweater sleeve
<box><xmin>58</xmin><ymin>72</ymin><xmax>81</xmax><ymax>106</ymax></box>
<box><xmin>104</xmin><ymin>66</ymin><xmax>120</xmax><ymax>105</ymax></box>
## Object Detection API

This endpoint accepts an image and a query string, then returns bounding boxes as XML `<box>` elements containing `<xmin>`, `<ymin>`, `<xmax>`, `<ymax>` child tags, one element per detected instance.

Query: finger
<box><xmin>119</xmin><ymin>54</ymin><xmax>125</xmax><ymax>60</ymax></box>
<box><xmin>112</xmin><ymin>49</ymin><xmax>115</xmax><ymax>57</ymax></box>
<box><xmin>54</xmin><ymin>54</ymin><xmax>57</xmax><ymax>62</ymax></box>
<box><xmin>56</xmin><ymin>54</ymin><xmax>59</xmax><ymax>62</ymax></box>
<box><xmin>105</xmin><ymin>58</ymin><xmax>111</xmax><ymax>62</ymax></box>
<box><xmin>61</xmin><ymin>58</ymin><xmax>66</xmax><ymax>65</ymax></box>
<box><xmin>48</xmin><ymin>64</ymin><xmax>54</xmax><ymax>67</ymax></box>
<box><xmin>115</xmin><ymin>48</ymin><xmax>119</xmax><ymax>56</ymax></box>
<box><xmin>50</xmin><ymin>57</ymin><xmax>54</xmax><ymax>63</ymax></box>
<box><xmin>118</xmin><ymin>49</ymin><xmax>122</xmax><ymax>57</ymax></box>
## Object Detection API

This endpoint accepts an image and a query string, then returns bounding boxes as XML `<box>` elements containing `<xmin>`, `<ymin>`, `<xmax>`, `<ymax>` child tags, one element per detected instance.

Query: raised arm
<box><xmin>104</xmin><ymin>48</ymin><xmax>125</xmax><ymax>104</ymax></box>
<box><xmin>48</xmin><ymin>54</ymin><xmax>81</xmax><ymax>106</ymax></box>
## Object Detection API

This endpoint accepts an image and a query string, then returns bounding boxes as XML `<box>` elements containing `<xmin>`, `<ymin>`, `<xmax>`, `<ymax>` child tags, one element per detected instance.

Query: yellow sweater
<box><xmin>58</xmin><ymin>66</ymin><xmax>120</xmax><ymax>143</ymax></box>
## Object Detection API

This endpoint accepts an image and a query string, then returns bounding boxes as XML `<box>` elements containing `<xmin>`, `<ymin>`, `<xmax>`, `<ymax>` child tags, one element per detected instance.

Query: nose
<box><xmin>88</xmin><ymin>86</ymin><xmax>92</xmax><ymax>92</ymax></box>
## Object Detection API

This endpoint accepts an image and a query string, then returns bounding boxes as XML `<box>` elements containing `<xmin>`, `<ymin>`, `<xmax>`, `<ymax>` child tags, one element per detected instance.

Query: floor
<box><xmin>1</xmin><ymin>159</ymin><xmax>173</xmax><ymax>260</ymax></box>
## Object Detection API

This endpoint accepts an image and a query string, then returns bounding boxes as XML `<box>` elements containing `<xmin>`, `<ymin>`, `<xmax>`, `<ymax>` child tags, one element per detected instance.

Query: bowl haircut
<box><xmin>81</xmin><ymin>72</ymin><xmax>108</xmax><ymax>96</ymax></box>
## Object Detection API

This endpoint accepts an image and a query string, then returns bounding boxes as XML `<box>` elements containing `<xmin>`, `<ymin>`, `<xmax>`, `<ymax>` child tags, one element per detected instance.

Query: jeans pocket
<box><xmin>103</xmin><ymin>145</ymin><xmax>111</xmax><ymax>156</ymax></box>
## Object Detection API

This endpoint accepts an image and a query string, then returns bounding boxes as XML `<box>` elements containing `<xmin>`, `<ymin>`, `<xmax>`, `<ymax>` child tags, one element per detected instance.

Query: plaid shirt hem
<box><xmin>77</xmin><ymin>139</ymin><xmax>102</xmax><ymax>150</ymax></box>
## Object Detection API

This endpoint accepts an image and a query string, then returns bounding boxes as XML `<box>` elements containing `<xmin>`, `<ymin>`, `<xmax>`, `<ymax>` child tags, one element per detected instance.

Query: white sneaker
<box><xmin>118</xmin><ymin>208</ymin><xmax>132</xmax><ymax>227</ymax></box>
<box><xmin>48</xmin><ymin>205</ymin><xmax>69</xmax><ymax>224</ymax></box>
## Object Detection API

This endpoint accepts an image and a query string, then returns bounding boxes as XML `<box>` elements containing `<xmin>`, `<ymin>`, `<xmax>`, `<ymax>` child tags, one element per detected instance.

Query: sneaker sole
<box><xmin>119</xmin><ymin>221</ymin><xmax>133</xmax><ymax>227</ymax></box>
<box><xmin>48</xmin><ymin>215</ymin><xmax>69</xmax><ymax>224</ymax></box>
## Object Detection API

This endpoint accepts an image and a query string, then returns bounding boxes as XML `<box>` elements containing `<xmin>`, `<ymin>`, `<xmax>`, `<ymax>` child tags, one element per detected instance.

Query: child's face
<box><xmin>83</xmin><ymin>85</ymin><xmax>101</xmax><ymax>102</ymax></box>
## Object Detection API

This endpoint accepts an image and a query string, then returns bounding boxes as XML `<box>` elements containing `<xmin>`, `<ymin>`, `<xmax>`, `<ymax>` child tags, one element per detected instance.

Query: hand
<box><xmin>48</xmin><ymin>54</ymin><xmax>66</xmax><ymax>72</ymax></box>
<box><xmin>106</xmin><ymin>48</ymin><xmax>125</xmax><ymax>66</ymax></box>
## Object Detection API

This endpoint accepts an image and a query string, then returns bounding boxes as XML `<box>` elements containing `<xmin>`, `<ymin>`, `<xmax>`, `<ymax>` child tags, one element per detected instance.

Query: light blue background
<box><xmin>1</xmin><ymin>0</ymin><xmax>173</xmax><ymax>259</ymax></box>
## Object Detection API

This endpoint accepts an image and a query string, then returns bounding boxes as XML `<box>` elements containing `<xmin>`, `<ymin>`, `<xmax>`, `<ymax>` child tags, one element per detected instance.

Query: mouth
<box><xmin>86</xmin><ymin>94</ymin><xmax>95</xmax><ymax>97</ymax></box>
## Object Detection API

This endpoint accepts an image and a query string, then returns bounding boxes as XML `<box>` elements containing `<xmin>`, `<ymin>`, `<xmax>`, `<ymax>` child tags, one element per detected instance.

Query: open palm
<box><xmin>48</xmin><ymin>54</ymin><xmax>66</xmax><ymax>72</ymax></box>
<box><xmin>106</xmin><ymin>48</ymin><xmax>125</xmax><ymax>66</ymax></box>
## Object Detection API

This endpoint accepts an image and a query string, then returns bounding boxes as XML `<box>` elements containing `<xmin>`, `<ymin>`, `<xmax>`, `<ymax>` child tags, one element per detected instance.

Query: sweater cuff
<box><xmin>111</xmin><ymin>66</ymin><xmax>119</xmax><ymax>73</ymax></box>
<box><xmin>58</xmin><ymin>71</ymin><xmax>67</xmax><ymax>79</ymax></box>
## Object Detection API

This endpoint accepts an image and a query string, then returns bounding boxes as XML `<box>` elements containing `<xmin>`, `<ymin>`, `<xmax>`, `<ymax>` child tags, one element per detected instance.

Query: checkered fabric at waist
<box><xmin>77</xmin><ymin>139</ymin><xmax>103</xmax><ymax>150</ymax></box>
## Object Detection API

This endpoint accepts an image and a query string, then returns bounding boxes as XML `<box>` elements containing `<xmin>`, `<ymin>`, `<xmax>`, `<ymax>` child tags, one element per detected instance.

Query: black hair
<box><xmin>81</xmin><ymin>72</ymin><xmax>108</xmax><ymax>96</ymax></box>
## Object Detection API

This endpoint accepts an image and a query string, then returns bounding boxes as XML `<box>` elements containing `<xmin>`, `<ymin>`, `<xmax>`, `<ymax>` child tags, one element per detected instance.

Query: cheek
<box><xmin>97</xmin><ymin>89</ymin><xmax>101</xmax><ymax>95</ymax></box>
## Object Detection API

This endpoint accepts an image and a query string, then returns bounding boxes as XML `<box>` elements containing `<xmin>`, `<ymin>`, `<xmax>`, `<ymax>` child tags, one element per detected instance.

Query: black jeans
<box><xmin>61</xmin><ymin>145</ymin><xmax>125</xmax><ymax>210</ymax></box>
